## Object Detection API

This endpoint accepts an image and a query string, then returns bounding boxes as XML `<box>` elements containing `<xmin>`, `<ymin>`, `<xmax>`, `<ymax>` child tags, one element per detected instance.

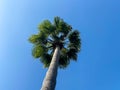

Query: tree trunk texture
<box><xmin>40</xmin><ymin>46</ymin><xmax>60</xmax><ymax>90</ymax></box>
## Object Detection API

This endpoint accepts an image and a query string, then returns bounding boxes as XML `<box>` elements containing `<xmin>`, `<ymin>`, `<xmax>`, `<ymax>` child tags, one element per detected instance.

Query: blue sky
<box><xmin>0</xmin><ymin>0</ymin><xmax>120</xmax><ymax>90</ymax></box>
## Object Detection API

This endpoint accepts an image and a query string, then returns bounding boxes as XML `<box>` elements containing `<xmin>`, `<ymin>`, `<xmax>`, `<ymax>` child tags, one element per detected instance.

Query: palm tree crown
<box><xmin>29</xmin><ymin>17</ymin><xmax>81</xmax><ymax>68</ymax></box>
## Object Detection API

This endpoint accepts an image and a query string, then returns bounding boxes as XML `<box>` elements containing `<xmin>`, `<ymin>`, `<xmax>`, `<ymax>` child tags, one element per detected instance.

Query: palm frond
<box><xmin>29</xmin><ymin>31</ymin><xmax>48</xmax><ymax>45</ymax></box>
<box><xmin>28</xmin><ymin>34</ymin><xmax>40</xmax><ymax>44</ymax></box>
<box><xmin>38</xmin><ymin>20</ymin><xmax>55</xmax><ymax>35</ymax></box>
<box><xmin>59</xmin><ymin>55</ymin><xmax>70</xmax><ymax>68</ymax></box>
<box><xmin>54</xmin><ymin>16</ymin><xmax>61</xmax><ymax>28</ymax></box>
<box><xmin>68</xmin><ymin>43</ymin><xmax>80</xmax><ymax>52</ymax></box>
<box><xmin>68</xmin><ymin>30</ymin><xmax>81</xmax><ymax>52</ymax></box>
<box><xmin>54</xmin><ymin>16</ymin><xmax>72</xmax><ymax>38</ymax></box>
<box><xmin>59</xmin><ymin>48</ymin><xmax>70</xmax><ymax>68</ymax></box>
<box><xmin>68</xmin><ymin>30</ymin><xmax>80</xmax><ymax>42</ymax></box>
<box><xmin>32</xmin><ymin>45</ymin><xmax>48</xmax><ymax>58</ymax></box>
<box><xmin>67</xmin><ymin>48</ymin><xmax>78</xmax><ymax>61</ymax></box>
<box><xmin>40</xmin><ymin>53</ymin><xmax>52</xmax><ymax>68</ymax></box>
<box><xmin>58</xmin><ymin>21</ymin><xmax>72</xmax><ymax>36</ymax></box>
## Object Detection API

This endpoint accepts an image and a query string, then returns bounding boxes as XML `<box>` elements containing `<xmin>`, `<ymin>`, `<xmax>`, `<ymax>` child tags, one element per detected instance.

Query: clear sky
<box><xmin>0</xmin><ymin>0</ymin><xmax>120</xmax><ymax>90</ymax></box>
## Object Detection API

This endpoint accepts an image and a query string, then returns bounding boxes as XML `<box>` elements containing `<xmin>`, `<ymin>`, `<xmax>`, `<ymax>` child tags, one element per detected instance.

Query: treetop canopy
<box><xmin>29</xmin><ymin>16</ymin><xmax>81</xmax><ymax>68</ymax></box>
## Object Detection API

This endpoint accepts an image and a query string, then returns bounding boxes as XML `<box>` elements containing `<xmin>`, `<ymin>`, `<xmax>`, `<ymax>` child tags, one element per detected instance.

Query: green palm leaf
<box><xmin>32</xmin><ymin>45</ymin><xmax>48</xmax><ymax>58</ymax></box>
<box><xmin>41</xmin><ymin>53</ymin><xmax>52</xmax><ymax>68</ymax></box>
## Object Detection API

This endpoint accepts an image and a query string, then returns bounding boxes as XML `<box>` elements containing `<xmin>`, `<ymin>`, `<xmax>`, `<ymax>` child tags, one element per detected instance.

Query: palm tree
<box><xmin>29</xmin><ymin>17</ymin><xmax>81</xmax><ymax>90</ymax></box>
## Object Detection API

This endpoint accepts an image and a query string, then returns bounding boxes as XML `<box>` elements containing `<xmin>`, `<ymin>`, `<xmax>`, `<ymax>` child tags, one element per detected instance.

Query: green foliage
<box><xmin>29</xmin><ymin>16</ymin><xmax>81</xmax><ymax>68</ymax></box>
<box><xmin>38</xmin><ymin>20</ymin><xmax>55</xmax><ymax>35</ymax></box>
<box><xmin>41</xmin><ymin>53</ymin><xmax>52</xmax><ymax>68</ymax></box>
<box><xmin>59</xmin><ymin>48</ymin><xmax>70</xmax><ymax>68</ymax></box>
<box><xmin>32</xmin><ymin>45</ymin><xmax>48</xmax><ymax>58</ymax></box>
<box><xmin>54</xmin><ymin>17</ymin><xmax>72</xmax><ymax>37</ymax></box>
<box><xmin>29</xmin><ymin>32</ymin><xmax>48</xmax><ymax>45</ymax></box>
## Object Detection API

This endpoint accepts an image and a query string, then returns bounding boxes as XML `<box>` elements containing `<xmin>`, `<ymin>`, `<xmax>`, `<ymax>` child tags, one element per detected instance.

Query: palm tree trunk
<box><xmin>41</xmin><ymin>46</ymin><xmax>60</xmax><ymax>90</ymax></box>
